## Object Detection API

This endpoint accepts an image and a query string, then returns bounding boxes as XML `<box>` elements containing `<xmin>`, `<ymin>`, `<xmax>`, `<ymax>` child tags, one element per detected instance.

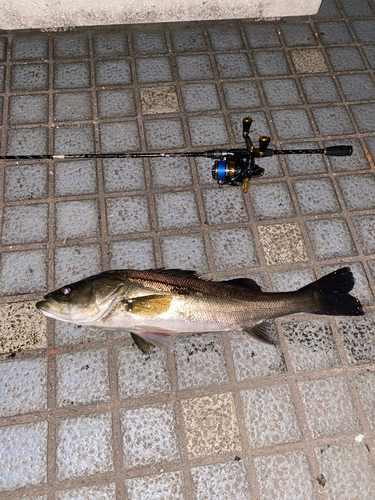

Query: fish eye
<box><xmin>61</xmin><ymin>286</ymin><xmax>72</xmax><ymax>296</ymax></box>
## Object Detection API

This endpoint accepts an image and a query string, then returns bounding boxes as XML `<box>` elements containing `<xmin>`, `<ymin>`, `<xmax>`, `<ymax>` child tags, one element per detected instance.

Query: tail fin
<box><xmin>301</xmin><ymin>267</ymin><xmax>364</xmax><ymax>316</ymax></box>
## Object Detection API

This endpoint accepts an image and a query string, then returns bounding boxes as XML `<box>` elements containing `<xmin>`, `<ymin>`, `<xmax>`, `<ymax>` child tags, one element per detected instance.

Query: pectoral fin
<box><xmin>131</xmin><ymin>333</ymin><xmax>155</xmax><ymax>354</ymax></box>
<box><xmin>243</xmin><ymin>321</ymin><xmax>277</xmax><ymax>345</ymax></box>
<box><xmin>121</xmin><ymin>295</ymin><xmax>173</xmax><ymax>316</ymax></box>
<box><xmin>132</xmin><ymin>326</ymin><xmax>175</xmax><ymax>351</ymax></box>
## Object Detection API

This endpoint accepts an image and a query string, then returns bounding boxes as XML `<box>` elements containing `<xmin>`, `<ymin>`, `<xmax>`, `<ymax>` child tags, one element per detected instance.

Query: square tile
<box><xmin>55</xmin><ymin>200</ymin><xmax>100</xmax><ymax>240</ymax></box>
<box><xmin>95</xmin><ymin>59</ymin><xmax>132</xmax><ymax>86</ymax></box>
<box><xmin>291</xmin><ymin>48</ymin><xmax>328</xmax><ymax>73</ymax></box>
<box><xmin>132</xmin><ymin>32</ymin><xmax>168</xmax><ymax>54</ymax></box>
<box><xmin>283</xmin><ymin>141</ymin><xmax>327</xmax><ymax>176</ymax></box>
<box><xmin>176</xmin><ymin>54</ymin><xmax>214</xmax><ymax>80</ymax></box>
<box><xmin>222</xmin><ymin>81</ymin><xmax>261</xmax><ymax>109</ymax></box>
<box><xmin>337</xmin><ymin>174</ymin><xmax>375</xmax><ymax>211</ymax></box>
<box><xmin>56</xmin><ymin>348</ymin><xmax>110</xmax><ymax>407</ymax></box>
<box><xmin>254</xmin><ymin>451</ymin><xmax>315</xmax><ymax>500</ymax></box>
<box><xmin>0</xmin><ymin>37</ymin><xmax>7</xmax><ymax>60</ymax></box>
<box><xmin>312</xmin><ymin>106</ymin><xmax>355</xmax><ymax>136</ymax></box>
<box><xmin>365</xmin><ymin>135</ymin><xmax>375</xmax><ymax>160</ymax></box>
<box><xmin>54</xmin><ymin>321</ymin><xmax>106</xmax><ymax>346</ymax></box>
<box><xmin>336</xmin><ymin>313</ymin><xmax>375</xmax><ymax>364</ymax></box>
<box><xmin>174</xmin><ymin>332</ymin><xmax>229</xmax><ymax>390</ymax></box>
<box><xmin>9</xmin><ymin>94</ymin><xmax>48</xmax><ymax>125</ymax></box>
<box><xmin>230</xmin><ymin>111</ymin><xmax>270</xmax><ymax>143</ymax></box>
<box><xmin>0</xmin><ymin>357</ymin><xmax>47</xmax><ymax>417</ymax></box>
<box><xmin>258</xmin><ymin>223</ymin><xmax>309</xmax><ymax>266</ymax></box>
<box><xmin>4</xmin><ymin>163</ymin><xmax>42</xmax><ymax>200</ymax></box>
<box><xmin>338</xmin><ymin>74</ymin><xmax>375</xmax><ymax>101</ymax></box>
<box><xmin>54</xmin><ymin>244</ymin><xmax>102</xmax><ymax>288</ymax></box>
<box><xmin>12</xmin><ymin>36</ymin><xmax>48</xmax><ymax>61</ymax></box>
<box><xmin>53</xmin><ymin>35</ymin><xmax>89</xmax><ymax>59</ymax></box>
<box><xmin>0</xmin><ymin>249</ymin><xmax>47</xmax><ymax>296</ymax></box>
<box><xmin>354</xmin><ymin>371</ymin><xmax>375</xmax><ymax>429</ymax></box>
<box><xmin>214</xmin><ymin>53</ymin><xmax>253</xmax><ymax>78</ymax></box>
<box><xmin>154</xmin><ymin>191</ymin><xmax>200</xmax><ymax>230</ymax></box>
<box><xmin>144</xmin><ymin>118</ymin><xmax>186</xmax><ymax>149</ymax></box>
<box><xmin>150</xmin><ymin>157</ymin><xmax>192</xmax><ymax>188</ymax></box>
<box><xmin>110</xmin><ymin>238</ymin><xmax>155</xmax><ymax>269</ymax></box>
<box><xmin>54</xmin><ymin>62</ymin><xmax>91</xmax><ymax>89</ymax></box>
<box><xmin>210</xmin><ymin>228</ymin><xmax>258</xmax><ymax>271</ymax></box>
<box><xmin>300</xmin><ymin>75</ymin><xmax>341</xmax><ymax>103</ymax></box>
<box><xmin>2</xmin><ymin>204</ymin><xmax>48</xmax><ymax>245</ymax></box>
<box><xmin>0</xmin><ymin>65</ymin><xmax>5</xmax><ymax>91</ymax></box>
<box><xmin>244</xmin><ymin>24</ymin><xmax>281</xmax><ymax>48</ymax></box>
<box><xmin>99</xmin><ymin>121</ymin><xmax>140</xmax><ymax>152</ymax></box>
<box><xmin>181</xmin><ymin>83</ymin><xmax>221</xmax><ymax>112</ymax></box>
<box><xmin>249</xmin><ymin>181</ymin><xmax>296</xmax><ymax>220</ymax></box>
<box><xmin>352</xmin><ymin>20</ymin><xmax>375</xmax><ymax>42</ymax></box>
<box><xmin>56</xmin><ymin>483</ymin><xmax>116</xmax><ymax>500</ymax></box>
<box><xmin>253</xmin><ymin>50</ymin><xmax>290</xmax><ymax>76</ymax></box>
<box><xmin>293</xmin><ymin>178</ymin><xmax>341</xmax><ymax>215</ymax></box>
<box><xmin>352</xmin><ymin>215</ymin><xmax>375</xmax><ymax>255</ymax></box>
<box><xmin>54</xmin><ymin>124</ymin><xmax>95</xmax><ymax>155</ymax></box>
<box><xmin>93</xmin><ymin>33</ymin><xmax>128</xmax><ymax>58</ymax></box>
<box><xmin>351</xmin><ymin>103</ymin><xmax>375</xmax><ymax>133</ymax></box>
<box><xmin>241</xmin><ymin>385</ymin><xmax>301</xmax><ymax>447</ymax></box>
<box><xmin>120</xmin><ymin>402</ymin><xmax>180</xmax><ymax>469</ymax></box>
<box><xmin>325</xmin><ymin>138</ymin><xmax>370</xmax><ymax>172</ymax></box>
<box><xmin>305</xmin><ymin>218</ymin><xmax>357</xmax><ymax>260</ymax></box>
<box><xmin>342</xmin><ymin>0</ymin><xmax>374</xmax><ymax>16</ymax></box>
<box><xmin>299</xmin><ymin>376</ymin><xmax>360</xmax><ymax>438</ymax></box>
<box><xmin>272</xmin><ymin>109</ymin><xmax>314</xmax><ymax>139</ymax></box>
<box><xmin>269</xmin><ymin>267</ymin><xmax>315</xmax><ymax>291</ymax></box>
<box><xmin>140</xmin><ymin>85</ymin><xmax>179</xmax><ymax>114</ymax></box>
<box><xmin>202</xmin><ymin>188</ymin><xmax>249</xmax><ymax>225</ymax></box>
<box><xmin>363</xmin><ymin>45</ymin><xmax>375</xmax><ymax>69</ymax></box>
<box><xmin>282</xmin><ymin>320</ymin><xmax>340</xmax><ymax>372</ymax></box>
<box><xmin>316</xmin><ymin>21</ymin><xmax>353</xmax><ymax>44</ymax></box>
<box><xmin>262</xmin><ymin>78</ymin><xmax>302</xmax><ymax>106</ymax></box>
<box><xmin>208</xmin><ymin>27</ymin><xmax>243</xmax><ymax>50</ymax></box>
<box><xmin>97</xmin><ymin>89</ymin><xmax>136</xmax><ymax>118</ymax></box>
<box><xmin>103</xmin><ymin>158</ymin><xmax>146</xmax><ymax>192</ymax></box>
<box><xmin>56</xmin><ymin>412</ymin><xmax>114</xmax><ymax>481</ymax></box>
<box><xmin>281</xmin><ymin>23</ymin><xmax>317</xmax><ymax>46</ymax></box>
<box><xmin>136</xmin><ymin>57</ymin><xmax>173</xmax><ymax>84</ymax></box>
<box><xmin>6</xmin><ymin>127</ymin><xmax>48</xmax><ymax>156</ymax></box>
<box><xmin>125</xmin><ymin>471</ymin><xmax>184</xmax><ymax>500</ymax></box>
<box><xmin>171</xmin><ymin>28</ymin><xmax>206</xmax><ymax>52</ymax></box>
<box><xmin>229</xmin><ymin>329</ymin><xmax>285</xmax><ymax>381</ymax></box>
<box><xmin>54</xmin><ymin>159</ymin><xmax>98</xmax><ymax>196</ymax></box>
<box><xmin>260</xmin><ymin>155</ymin><xmax>284</xmax><ymax>178</ymax></box>
<box><xmin>116</xmin><ymin>344</ymin><xmax>171</xmax><ymax>399</ymax></box>
<box><xmin>106</xmin><ymin>196</ymin><xmax>151</xmax><ymax>235</ymax></box>
<box><xmin>188</xmin><ymin>115</ymin><xmax>229</xmax><ymax>147</ymax></box>
<box><xmin>54</xmin><ymin>92</ymin><xmax>93</xmax><ymax>122</ymax></box>
<box><xmin>0</xmin><ymin>421</ymin><xmax>47</xmax><ymax>492</ymax></box>
<box><xmin>326</xmin><ymin>47</ymin><xmax>366</xmax><ymax>71</ymax></box>
<box><xmin>10</xmin><ymin>63</ymin><xmax>49</xmax><ymax>91</ymax></box>
<box><xmin>191</xmin><ymin>461</ymin><xmax>250</xmax><ymax>500</ymax></box>
<box><xmin>160</xmin><ymin>233</ymin><xmax>209</xmax><ymax>272</ymax></box>
<box><xmin>181</xmin><ymin>393</ymin><xmax>241</xmax><ymax>459</ymax></box>
<box><xmin>315</xmin><ymin>443</ymin><xmax>375</xmax><ymax>499</ymax></box>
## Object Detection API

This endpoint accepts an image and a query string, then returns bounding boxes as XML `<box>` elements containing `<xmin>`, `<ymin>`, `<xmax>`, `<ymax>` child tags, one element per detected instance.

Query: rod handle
<box><xmin>324</xmin><ymin>145</ymin><xmax>353</xmax><ymax>156</ymax></box>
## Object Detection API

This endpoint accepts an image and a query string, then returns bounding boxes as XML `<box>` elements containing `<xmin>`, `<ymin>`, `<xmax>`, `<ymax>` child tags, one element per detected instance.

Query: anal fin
<box><xmin>244</xmin><ymin>321</ymin><xmax>277</xmax><ymax>345</ymax></box>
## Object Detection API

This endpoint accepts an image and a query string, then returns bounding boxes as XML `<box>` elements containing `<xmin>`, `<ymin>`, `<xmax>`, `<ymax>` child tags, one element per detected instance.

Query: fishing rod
<box><xmin>0</xmin><ymin>117</ymin><xmax>352</xmax><ymax>193</ymax></box>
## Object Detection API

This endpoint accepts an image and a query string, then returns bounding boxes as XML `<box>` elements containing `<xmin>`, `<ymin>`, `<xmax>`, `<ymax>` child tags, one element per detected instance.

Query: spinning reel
<box><xmin>0</xmin><ymin>117</ymin><xmax>353</xmax><ymax>194</ymax></box>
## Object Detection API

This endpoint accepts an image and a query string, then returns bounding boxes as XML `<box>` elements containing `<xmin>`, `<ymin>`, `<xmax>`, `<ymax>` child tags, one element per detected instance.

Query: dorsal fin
<box><xmin>147</xmin><ymin>268</ymin><xmax>202</xmax><ymax>279</ymax></box>
<box><xmin>225</xmin><ymin>278</ymin><xmax>263</xmax><ymax>292</ymax></box>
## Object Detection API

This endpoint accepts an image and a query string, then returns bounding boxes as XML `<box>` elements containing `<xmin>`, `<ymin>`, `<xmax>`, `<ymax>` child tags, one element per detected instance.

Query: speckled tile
<box><xmin>12</xmin><ymin>36</ymin><xmax>48</xmax><ymax>61</ymax></box>
<box><xmin>181</xmin><ymin>392</ymin><xmax>241</xmax><ymax>459</ymax></box>
<box><xmin>291</xmin><ymin>49</ymin><xmax>328</xmax><ymax>73</ymax></box>
<box><xmin>352</xmin><ymin>214</ymin><xmax>375</xmax><ymax>255</ymax></box>
<box><xmin>54</xmin><ymin>244</ymin><xmax>102</xmax><ymax>288</ymax></box>
<box><xmin>54</xmin><ymin>92</ymin><xmax>93</xmax><ymax>121</ymax></box>
<box><xmin>95</xmin><ymin>59</ymin><xmax>132</xmax><ymax>86</ymax></box>
<box><xmin>54</xmin><ymin>124</ymin><xmax>95</xmax><ymax>155</ymax></box>
<box><xmin>0</xmin><ymin>249</ymin><xmax>48</xmax><ymax>296</ymax></box>
<box><xmin>7</xmin><ymin>127</ymin><xmax>48</xmax><ymax>155</ymax></box>
<box><xmin>188</xmin><ymin>115</ymin><xmax>229</xmax><ymax>147</ymax></box>
<box><xmin>53</xmin><ymin>34</ymin><xmax>89</xmax><ymax>59</ymax></box>
<box><xmin>269</xmin><ymin>267</ymin><xmax>315</xmax><ymax>292</ymax></box>
<box><xmin>135</xmin><ymin>57</ymin><xmax>173</xmax><ymax>84</ymax></box>
<box><xmin>160</xmin><ymin>233</ymin><xmax>209</xmax><ymax>272</ymax></box>
<box><xmin>202</xmin><ymin>188</ymin><xmax>249</xmax><ymax>225</ymax></box>
<box><xmin>54</xmin><ymin>322</ymin><xmax>106</xmax><ymax>346</ymax></box>
<box><xmin>109</xmin><ymin>238</ymin><xmax>155</xmax><ymax>269</ymax></box>
<box><xmin>354</xmin><ymin>371</ymin><xmax>375</xmax><ymax>430</ymax></box>
<box><xmin>336</xmin><ymin>313</ymin><xmax>375</xmax><ymax>364</ymax></box>
<box><xmin>9</xmin><ymin>94</ymin><xmax>48</xmax><ymax>125</ymax></box>
<box><xmin>305</xmin><ymin>218</ymin><xmax>357</xmax><ymax>260</ymax></box>
<box><xmin>105</xmin><ymin>196</ymin><xmax>151</xmax><ymax>235</ymax></box>
<box><xmin>209</xmin><ymin>228</ymin><xmax>258</xmax><ymax>271</ymax></box>
<box><xmin>140</xmin><ymin>85</ymin><xmax>179</xmax><ymax>115</ymax></box>
<box><xmin>293</xmin><ymin>177</ymin><xmax>341</xmax><ymax>215</ymax></box>
<box><xmin>54</xmin><ymin>62</ymin><xmax>91</xmax><ymax>89</ymax></box>
<box><xmin>1</xmin><ymin>204</ymin><xmax>48</xmax><ymax>245</ymax></box>
<box><xmin>249</xmin><ymin>181</ymin><xmax>296</xmax><ymax>220</ymax></box>
<box><xmin>56</xmin><ymin>483</ymin><xmax>116</xmax><ymax>500</ymax></box>
<box><xmin>54</xmin><ymin>160</ymin><xmax>98</xmax><ymax>196</ymax></box>
<box><xmin>103</xmin><ymin>158</ymin><xmax>146</xmax><ymax>192</ymax></box>
<box><xmin>258</xmin><ymin>223</ymin><xmax>309</xmax><ymax>266</ymax></box>
<box><xmin>150</xmin><ymin>157</ymin><xmax>192</xmax><ymax>188</ymax></box>
<box><xmin>154</xmin><ymin>191</ymin><xmax>200</xmax><ymax>230</ymax></box>
<box><xmin>55</xmin><ymin>200</ymin><xmax>100</xmax><ymax>240</ymax></box>
<box><xmin>11</xmin><ymin>63</ymin><xmax>49</xmax><ymax>91</ymax></box>
<box><xmin>125</xmin><ymin>471</ymin><xmax>184</xmax><ymax>500</ymax></box>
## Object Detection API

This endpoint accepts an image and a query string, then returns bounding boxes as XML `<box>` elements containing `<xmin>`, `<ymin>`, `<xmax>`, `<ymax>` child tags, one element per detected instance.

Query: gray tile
<box><xmin>116</xmin><ymin>345</ymin><xmax>171</xmax><ymax>399</ymax></box>
<box><xmin>282</xmin><ymin>320</ymin><xmax>340</xmax><ymax>372</ymax></box>
<box><xmin>272</xmin><ymin>109</ymin><xmax>314</xmax><ymax>139</ymax></box>
<box><xmin>337</xmin><ymin>174</ymin><xmax>375</xmax><ymax>211</ymax></box>
<box><xmin>154</xmin><ymin>191</ymin><xmax>200</xmax><ymax>230</ymax></box>
<box><xmin>56</xmin><ymin>348</ymin><xmax>110</xmax><ymax>407</ymax></box>
<box><xmin>54</xmin><ymin>124</ymin><xmax>95</xmax><ymax>155</ymax></box>
<box><xmin>4</xmin><ymin>162</ymin><xmax>48</xmax><ymax>201</ymax></box>
<box><xmin>336</xmin><ymin>312</ymin><xmax>375</xmax><ymax>364</ymax></box>
<box><xmin>0</xmin><ymin>37</ymin><xmax>7</xmax><ymax>61</ymax></box>
<box><xmin>262</xmin><ymin>78</ymin><xmax>302</xmax><ymax>106</ymax></box>
<box><xmin>0</xmin><ymin>357</ymin><xmax>47</xmax><ymax>417</ymax></box>
<box><xmin>254</xmin><ymin>451</ymin><xmax>315</xmax><ymax>500</ymax></box>
<box><xmin>214</xmin><ymin>53</ymin><xmax>253</xmax><ymax>78</ymax></box>
<box><xmin>150</xmin><ymin>157</ymin><xmax>192</xmax><ymax>189</ymax></box>
<box><xmin>208</xmin><ymin>27</ymin><xmax>243</xmax><ymax>50</ymax></box>
<box><xmin>95</xmin><ymin>59</ymin><xmax>132</xmax><ymax>86</ymax></box>
<box><xmin>363</xmin><ymin>45</ymin><xmax>375</xmax><ymax>68</ymax></box>
<box><xmin>93</xmin><ymin>33</ymin><xmax>128</xmax><ymax>58</ymax></box>
<box><xmin>136</xmin><ymin>57</ymin><xmax>173</xmax><ymax>84</ymax></box>
<box><xmin>195</xmin><ymin>157</ymin><xmax>216</xmax><ymax>184</ymax></box>
<box><xmin>281</xmin><ymin>24</ymin><xmax>317</xmax><ymax>46</ymax></box>
<box><xmin>253</xmin><ymin>51</ymin><xmax>290</xmax><ymax>76</ymax></box>
<box><xmin>312</xmin><ymin>106</ymin><xmax>355</xmax><ymax>136</ymax></box>
<box><xmin>325</xmin><ymin>138</ymin><xmax>370</xmax><ymax>172</ymax></box>
<box><xmin>106</xmin><ymin>196</ymin><xmax>151</xmax><ymax>235</ymax></box>
<box><xmin>326</xmin><ymin>47</ymin><xmax>366</xmax><ymax>71</ymax></box>
<box><xmin>260</xmin><ymin>155</ymin><xmax>284</xmax><ymax>178</ymax></box>
<box><xmin>10</xmin><ymin>63</ymin><xmax>49</xmax><ymax>91</ymax></box>
<box><xmin>0</xmin><ymin>421</ymin><xmax>47</xmax><ymax>492</ymax></box>
<box><xmin>181</xmin><ymin>83</ymin><xmax>220</xmax><ymax>112</ymax></box>
<box><xmin>352</xmin><ymin>20</ymin><xmax>375</xmax><ymax>42</ymax></box>
<box><xmin>160</xmin><ymin>234</ymin><xmax>209</xmax><ymax>272</ymax></box>
<box><xmin>0</xmin><ymin>249</ymin><xmax>47</xmax><ymax>296</ymax></box>
<box><xmin>244</xmin><ymin>24</ymin><xmax>281</xmax><ymax>48</ymax></box>
<box><xmin>300</xmin><ymin>75</ymin><xmax>341</xmax><ymax>103</ymax></box>
<box><xmin>351</xmin><ymin>103</ymin><xmax>375</xmax><ymax>133</ymax></box>
<box><xmin>188</xmin><ymin>115</ymin><xmax>229</xmax><ymax>147</ymax></box>
<box><xmin>9</xmin><ymin>94</ymin><xmax>48</xmax><ymax>125</ymax></box>
<box><xmin>176</xmin><ymin>54</ymin><xmax>214</xmax><ymax>80</ymax></box>
<box><xmin>53</xmin><ymin>35</ymin><xmax>89</xmax><ymax>59</ymax></box>
<box><xmin>55</xmin><ymin>200</ymin><xmax>100</xmax><ymax>240</ymax></box>
<box><xmin>341</xmin><ymin>0</ymin><xmax>374</xmax><ymax>16</ymax></box>
<box><xmin>171</xmin><ymin>28</ymin><xmax>206</xmax><ymax>52</ymax></box>
<box><xmin>2</xmin><ymin>204</ymin><xmax>48</xmax><ymax>245</ymax></box>
<box><xmin>54</xmin><ymin>159</ymin><xmax>98</xmax><ymax>196</ymax></box>
<box><xmin>316</xmin><ymin>21</ymin><xmax>353</xmax><ymax>44</ymax></box>
<box><xmin>354</xmin><ymin>371</ymin><xmax>375</xmax><ymax>429</ymax></box>
<box><xmin>56</xmin><ymin>483</ymin><xmax>116</xmax><ymax>500</ymax></box>
<box><xmin>305</xmin><ymin>218</ymin><xmax>357</xmax><ymax>260</ymax></box>
<box><xmin>230</xmin><ymin>111</ymin><xmax>270</xmax><ymax>143</ymax></box>
<box><xmin>191</xmin><ymin>461</ymin><xmax>250</xmax><ymax>500</ymax></box>
<box><xmin>293</xmin><ymin>177</ymin><xmax>341</xmax><ymax>215</ymax></box>
<box><xmin>144</xmin><ymin>118</ymin><xmax>186</xmax><ymax>149</ymax></box>
<box><xmin>56</xmin><ymin>412</ymin><xmax>114</xmax><ymax>481</ymax></box>
<box><xmin>110</xmin><ymin>238</ymin><xmax>155</xmax><ymax>269</ymax></box>
<box><xmin>125</xmin><ymin>471</ymin><xmax>184</xmax><ymax>500</ymax></box>
<box><xmin>53</xmin><ymin>92</ymin><xmax>93</xmax><ymax>122</ymax></box>
<box><xmin>103</xmin><ymin>158</ymin><xmax>145</xmax><ymax>193</ymax></box>
<box><xmin>54</xmin><ymin>62</ymin><xmax>91</xmax><ymax>89</ymax></box>
<box><xmin>249</xmin><ymin>181</ymin><xmax>296</xmax><ymax>220</ymax></box>
<box><xmin>99</xmin><ymin>121</ymin><xmax>140</xmax><ymax>153</ymax></box>
<box><xmin>269</xmin><ymin>267</ymin><xmax>315</xmax><ymax>291</ymax></box>
<box><xmin>54</xmin><ymin>244</ymin><xmax>102</xmax><ymax>288</ymax></box>
<box><xmin>210</xmin><ymin>228</ymin><xmax>258</xmax><ymax>271</ymax></box>
<box><xmin>241</xmin><ymin>385</ymin><xmax>301</xmax><ymax>447</ymax></box>
<box><xmin>97</xmin><ymin>89</ymin><xmax>136</xmax><ymax>118</ymax></box>
<box><xmin>338</xmin><ymin>73</ymin><xmax>375</xmax><ymax>101</ymax></box>
<box><xmin>365</xmin><ymin>135</ymin><xmax>375</xmax><ymax>161</ymax></box>
<box><xmin>120</xmin><ymin>402</ymin><xmax>180</xmax><ymax>469</ymax></box>
<box><xmin>222</xmin><ymin>81</ymin><xmax>261</xmax><ymax>109</ymax></box>
<box><xmin>174</xmin><ymin>332</ymin><xmax>229</xmax><ymax>390</ymax></box>
<box><xmin>315</xmin><ymin>443</ymin><xmax>375</xmax><ymax>499</ymax></box>
<box><xmin>352</xmin><ymin>214</ymin><xmax>375</xmax><ymax>254</ymax></box>
<box><xmin>202</xmin><ymin>188</ymin><xmax>249</xmax><ymax>225</ymax></box>
<box><xmin>132</xmin><ymin>32</ymin><xmax>168</xmax><ymax>54</ymax></box>
<box><xmin>368</xmin><ymin>259</ymin><xmax>375</xmax><ymax>283</ymax></box>
<box><xmin>0</xmin><ymin>65</ymin><xmax>4</xmax><ymax>92</ymax></box>
<box><xmin>54</xmin><ymin>321</ymin><xmax>106</xmax><ymax>346</ymax></box>
<box><xmin>12</xmin><ymin>36</ymin><xmax>48</xmax><ymax>61</ymax></box>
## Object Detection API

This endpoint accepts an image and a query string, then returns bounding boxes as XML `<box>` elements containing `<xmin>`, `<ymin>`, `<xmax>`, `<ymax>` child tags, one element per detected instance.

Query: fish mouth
<box><xmin>36</xmin><ymin>299</ymin><xmax>72</xmax><ymax>321</ymax></box>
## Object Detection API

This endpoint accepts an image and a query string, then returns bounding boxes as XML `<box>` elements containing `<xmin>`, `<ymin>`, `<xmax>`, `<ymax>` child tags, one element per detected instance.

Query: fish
<box><xmin>36</xmin><ymin>267</ymin><xmax>363</xmax><ymax>352</ymax></box>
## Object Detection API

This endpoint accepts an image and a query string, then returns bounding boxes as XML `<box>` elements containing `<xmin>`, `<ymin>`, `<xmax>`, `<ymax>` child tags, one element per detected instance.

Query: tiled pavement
<box><xmin>1</xmin><ymin>0</ymin><xmax>375</xmax><ymax>497</ymax></box>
